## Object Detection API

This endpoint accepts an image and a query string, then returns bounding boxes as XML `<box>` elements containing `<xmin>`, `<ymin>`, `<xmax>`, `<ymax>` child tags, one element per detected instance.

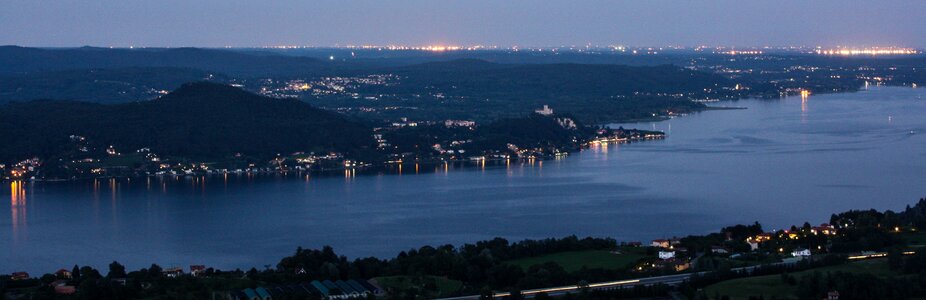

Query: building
<box><xmin>310</xmin><ymin>280</ymin><xmax>330</xmax><ymax>297</ymax></box>
<box><xmin>162</xmin><ymin>267</ymin><xmax>183</xmax><ymax>278</ymax></box>
<box><xmin>653</xmin><ymin>258</ymin><xmax>690</xmax><ymax>272</ymax></box>
<box><xmin>748</xmin><ymin>240</ymin><xmax>760</xmax><ymax>251</ymax></box>
<box><xmin>535</xmin><ymin>105</ymin><xmax>554</xmax><ymax>116</ymax></box>
<box><xmin>362</xmin><ymin>279</ymin><xmax>384</xmax><ymax>295</ymax></box>
<box><xmin>54</xmin><ymin>268</ymin><xmax>72</xmax><ymax>279</ymax></box>
<box><xmin>658</xmin><ymin>251</ymin><xmax>676</xmax><ymax>260</ymax></box>
<box><xmin>242</xmin><ymin>288</ymin><xmax>260</xmax><ymax>300</ymax></box>
<box><xmin>255</xmin><ymin>287</ymin><xmax>272</xmax><ymax>300</ymax></box>
<box><xmin>651</xmin><ymin>239</ymin><xmax>671</xmax><ymax>248</ymax></box>
<box><xmin>792</xmin><ymin>248</ymin><xmax>812</xmax><ymax>257</ymax></box>
<box><xmin>346</xmin><ymin>280</ymin><xmax>370</xmax><ymax>295</ymax></box>
<box><xmin>190</xmin><ymin>265</ymin><xmax>207</xmax><ymax>277</ymax></box>
<box><xmin>811</xmin><ymin>223</ymin><xmax>837</xmax><ymax>235</ymax></box>
<box><xmin>11</xmin><ymin>272</ymin><xmax>30</xmax><ymax>280</ymax></box>
<box><xmin>335</xmin><ymin>280</ymin><xmax>360</xmax><ymax>297</ymax></box>
<box><xmin>444</xmin><ymin>120</ymin><xmax>476</xmax><ymax>127</ymax></box>
<box><xmin>711</xmin><ymin>246</ymin><xmax>730</xmax><ymax>254</ymax></box>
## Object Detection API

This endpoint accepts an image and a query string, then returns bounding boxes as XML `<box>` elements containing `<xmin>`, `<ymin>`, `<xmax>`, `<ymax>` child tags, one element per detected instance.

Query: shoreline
<box><xmin>4</xmin><ymin>134</ymin><xmax>665</xmax><ymax>184</ymax></box>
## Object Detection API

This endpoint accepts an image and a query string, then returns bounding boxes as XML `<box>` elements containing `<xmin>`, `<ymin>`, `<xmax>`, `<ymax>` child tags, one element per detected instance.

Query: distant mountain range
<box><xmin>0</xmin><ymin>45</ymin><xmax>334</xmax><ymax>76</ymax></box>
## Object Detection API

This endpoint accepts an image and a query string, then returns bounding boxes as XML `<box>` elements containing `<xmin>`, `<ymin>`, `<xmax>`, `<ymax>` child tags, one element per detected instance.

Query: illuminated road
<box><xmin>437</xmin><ymin>269</ymin><xmax>739</xmax><ymax>300</ymax></box>
<box><xmin>437</xmin><ymin>253</ymin><xmax>898</xmax><ymax>300</ymax></box>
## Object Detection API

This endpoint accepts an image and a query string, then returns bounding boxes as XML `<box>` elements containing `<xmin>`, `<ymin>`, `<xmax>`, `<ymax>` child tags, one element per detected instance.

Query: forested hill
<box><xmin>0</xmin><ymin>46</ymin><xmax>336</xmax><ymax>77</ymax></box>
<box><xmin>0</xmin><ymin>82</ymin><xmax>374</xmax><ymax>163</ymax></box>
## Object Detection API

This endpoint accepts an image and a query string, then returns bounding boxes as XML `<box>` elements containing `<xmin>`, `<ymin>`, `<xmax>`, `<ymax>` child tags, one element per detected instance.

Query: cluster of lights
<box><xmin>815</xmin><ymin>47</ymin><xmax>919</xmax><ymax>56</ymax></box>
<box><xmin>340</xmin><ymin>45</ymin><xmax>492</xmax><ymax>51</ymax></box>
<box><xmin>720</xmin><ymin>50</ymin><xmax>763</xmax><ymax>55</ymax></box>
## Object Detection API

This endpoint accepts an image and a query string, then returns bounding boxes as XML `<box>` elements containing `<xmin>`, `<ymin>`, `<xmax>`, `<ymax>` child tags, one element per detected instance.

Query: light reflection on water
<box><xmin>2</xmin><ymin>87</ymin><xmax>926</xmax><ymax>274</ymax></box>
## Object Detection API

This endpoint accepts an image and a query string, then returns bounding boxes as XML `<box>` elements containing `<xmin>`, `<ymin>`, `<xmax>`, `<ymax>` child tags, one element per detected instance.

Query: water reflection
<box><xmin>801</xmin><ymin>92</ymin><xmax>810</xmax><ymax>123</ymax></box>
<box><xmin>10</xmin><ymin>181</ymin><xmax>27</xmax><ymax>240</ymax></box>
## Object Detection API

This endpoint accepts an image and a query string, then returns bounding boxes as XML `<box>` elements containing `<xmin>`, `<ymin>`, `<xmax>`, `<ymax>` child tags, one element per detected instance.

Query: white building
<box><xmin>792</xmin><ymin>248</ymin><xmax>811</xmax><ymax>257</ymax></box>
<box><xmin>535</xmin><ymin>105</ymin><xmax>554</xmax><ymax>116</ymax></box>
<box><xmin>748</xmin><ymin>241</ymin><xmax>759</xmax><ymax>251</ymax></box>
<box><xmin>658</xmin><ymin>251</ymin><xmax>676</xmax><ymax>260</ymax></box>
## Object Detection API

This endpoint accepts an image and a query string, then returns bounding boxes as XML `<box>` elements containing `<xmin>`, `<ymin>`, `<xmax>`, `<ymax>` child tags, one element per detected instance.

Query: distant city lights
<box><xmin>720</xmin><ymin>50</ymin><xmax>763</xmax><ymax>55</ymax></box>
<box><xmin>815</xmin><ymin>47</ymin><xmax>919</xmax><ymax>56</ymax></box>
<box><xmin>257</xmin><ymin>44</ymin><xmax>922</xmax><ymax>57</ymax></box>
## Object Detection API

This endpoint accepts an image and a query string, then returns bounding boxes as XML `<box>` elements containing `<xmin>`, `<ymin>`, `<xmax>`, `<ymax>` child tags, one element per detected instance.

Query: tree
<box><xmin>147</xmin><ymin>264</ymin><xmax>163</xmax><ymax>278</ymax></box>
<box><xmin>108</xmin><ymin>261</ymin><xmax>127</xmax><ymax>278</ymax></box>
<box><xmin>72</xmin><ymin>264</ymin><xmax>81</xmax><ymax>282</ymax></box>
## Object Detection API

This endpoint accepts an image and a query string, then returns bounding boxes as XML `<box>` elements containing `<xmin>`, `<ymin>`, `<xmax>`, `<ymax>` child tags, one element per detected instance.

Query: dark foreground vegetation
<box><xmin>3</xmin><ymin>198</ymin><xmax>926</xmax><ymax>300</ymax></box>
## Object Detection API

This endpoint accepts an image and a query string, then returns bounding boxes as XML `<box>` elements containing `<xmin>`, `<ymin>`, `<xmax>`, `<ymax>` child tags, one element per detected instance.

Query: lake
<box><xmin>3</xmin><ymin>87</ymin><xmax>926</xmax><ymax>274</ymax></box>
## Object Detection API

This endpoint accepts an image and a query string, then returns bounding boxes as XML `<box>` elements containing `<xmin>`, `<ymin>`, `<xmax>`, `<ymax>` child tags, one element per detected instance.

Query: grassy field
<box><xmin>506</xmin><ymin>250</ymin><xmax>645</xmax><ymax>273</ymax></box>
<box><xmin>372</xmin><ymin>275</ymin><xmax>463</xmax><ymax>298</ymax></box>
<box><xmin>900</xmin><ymin>231</ymin><xmax>926</xmax><ymax>246</ymax></box>
<box><xmin>704</xmin><ymin>258</ymin><xmax>893</xmax><ymax>300</ymax></box>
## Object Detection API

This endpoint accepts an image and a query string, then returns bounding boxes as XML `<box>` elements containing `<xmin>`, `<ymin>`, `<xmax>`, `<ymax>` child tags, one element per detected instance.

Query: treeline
<box><xmin>274</xmin><ymin>236</ymin><xmax>620</xmax><ymax>293</ymax></box>
<box><xmin>0</xmin><ymin>236</ymin><xmax>621</xmax><ymax>299</ymax></box>
<box><xmin>828</xmin><ymin>198</ymin><xmax>926</xmax><ymax>252</ymax></box>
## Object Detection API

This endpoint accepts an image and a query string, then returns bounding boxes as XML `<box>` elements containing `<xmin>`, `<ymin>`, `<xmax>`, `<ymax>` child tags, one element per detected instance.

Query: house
<box><xmin>827</xmin><ymin>290</ymin><xmax>840</xmax><ymax>300</ymax></box>
<box><xmin>111</xmin><ymin>278</ymin><xmax>127</xmax><ymax>286</ymax></box>
<box><xmin>162</xmin><ymin>267</ymin><xmax>183</xmax><ymax>278</ymax></box>
<box><xmin>658</xmin><ymin>251</ymin><xmax>676</xmax><ymax>260</ymax></box>
<box><xmin>653</xmin><ymin>258</ymin><xmax>690</xmax><ymax>272</ymax></box>
<box><xmin>792</xmin><ymin>248</ymin><xmax>812</xmax><ymax>257</ymax></box>
<box><xmin>747</xmin><ymin>240</ymin><xmax>760</xmax><ymax>251</ymax></box>
<box><xmin>753</xmin><ymin>233</ymin><xmax>773</xmax><ymax>242</ymax></box>
<box><xmin>812</xmin><ymin>224</ymin><xmax>837</xmax><ymax>235</ymax></box>
<box><xmin>190</xmin><ymin>265</ymin><xmax>207</xmax><ymax>277</ymax></box>
<box><xmin>535</xmin><ymin>105</ymin><xmax>554</xmax><ymax>116</ymax></box>
<box><xmin>55</xmin><ymin>268</ymin><xmax>72</xmax><ymax>279</ymax></box>
<box><xmin>651</xmin><ymin>239</ymin><xmax>671</xmax><ymax>248</ymax></box>
<box><xmin>625</xmin><ymin>241</ymin><xmax>643</xmax><ymax>247</ymax></box>
<box><xmin>711</xmin><ymin>246</ymin><xmax>730</xmax><ymax>254</ymax></box>
<box><xmin>11</xmin><ymin>272</ymin><xmax>30</xmax><ymax>280</ymax></box>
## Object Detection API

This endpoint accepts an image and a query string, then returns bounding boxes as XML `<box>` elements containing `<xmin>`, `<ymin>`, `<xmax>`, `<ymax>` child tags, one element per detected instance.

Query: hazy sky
<box><xmin>3</xmin><ymin>0</ymin><xmax>925</xmax><ymax>48</ymax></box>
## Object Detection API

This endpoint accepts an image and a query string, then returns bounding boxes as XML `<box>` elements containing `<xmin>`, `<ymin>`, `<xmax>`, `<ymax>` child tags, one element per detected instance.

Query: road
<box><xmin>438</xmin><ymin>251</ymin><xmax>902</xmax><ymax>300</ymax></box>
<box><xmin>437</xmin><ymin>257</ymin><xmax>814</xmax><ymax>300</ymax></box>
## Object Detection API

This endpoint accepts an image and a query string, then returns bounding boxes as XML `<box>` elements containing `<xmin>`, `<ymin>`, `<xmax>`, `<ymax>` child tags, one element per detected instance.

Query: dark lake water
<box><xmin>3</xmin><ymin>87</ymin><xmax>926</xmax><ymax>274</ymax></box>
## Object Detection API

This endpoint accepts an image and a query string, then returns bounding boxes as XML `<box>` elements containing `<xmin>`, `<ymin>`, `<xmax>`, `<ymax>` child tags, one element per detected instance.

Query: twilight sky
<box><xmin>3</xmin><ymin>0</ymin><xmax>925</xmax><ymax>48</ymax></box>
